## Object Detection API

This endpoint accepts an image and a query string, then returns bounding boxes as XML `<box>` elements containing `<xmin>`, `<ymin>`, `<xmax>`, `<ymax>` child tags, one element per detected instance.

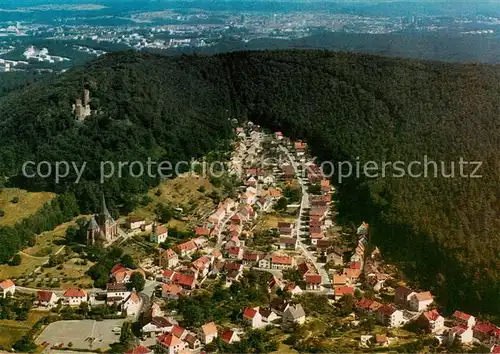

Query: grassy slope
<box><xmin>0</xmin><ymin>188</ymin><xmax>55</xmax><ymax>227</ymax></box>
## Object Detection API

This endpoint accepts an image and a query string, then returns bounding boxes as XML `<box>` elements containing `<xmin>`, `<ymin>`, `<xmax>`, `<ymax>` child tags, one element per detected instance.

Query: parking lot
<box><xmin>35</xmin><ymin>319</ymin><xmax>125</xmax><ymax>350</ymax></box>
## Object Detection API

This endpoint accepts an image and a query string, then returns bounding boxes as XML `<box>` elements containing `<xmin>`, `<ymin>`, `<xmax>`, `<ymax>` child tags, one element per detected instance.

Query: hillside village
<box><xmin>0</xmin><ymin>122</ymin><xmax>499</xmax><ymax>353</ymax></box>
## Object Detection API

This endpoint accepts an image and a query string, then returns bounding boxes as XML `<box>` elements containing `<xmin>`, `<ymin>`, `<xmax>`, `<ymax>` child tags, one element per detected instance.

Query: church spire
<box><xmin>100</xmin><ymin>193</ymin><xmax>114</xmax><ymax>223</ymax></box>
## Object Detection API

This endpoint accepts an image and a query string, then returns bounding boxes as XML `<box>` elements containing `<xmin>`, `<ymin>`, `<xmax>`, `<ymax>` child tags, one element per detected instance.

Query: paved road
<box><xmin>280</xmin><ymin>145</ymin><xmax>332</xmax><ymax>293</ymax></box>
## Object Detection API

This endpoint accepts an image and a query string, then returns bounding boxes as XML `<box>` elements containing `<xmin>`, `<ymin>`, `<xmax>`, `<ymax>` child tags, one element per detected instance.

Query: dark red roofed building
<box><xmin>305</xmin><ymin>275</ymin><xmax>322</xmax><ymax>290</ymax></box>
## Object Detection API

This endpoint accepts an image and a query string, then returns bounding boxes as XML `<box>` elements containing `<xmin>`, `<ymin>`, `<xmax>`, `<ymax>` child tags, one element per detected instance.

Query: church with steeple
<box><xmin>87</xmin><ymin>195</ymin><xmax>119</xmax><ymax>246</ymax></box>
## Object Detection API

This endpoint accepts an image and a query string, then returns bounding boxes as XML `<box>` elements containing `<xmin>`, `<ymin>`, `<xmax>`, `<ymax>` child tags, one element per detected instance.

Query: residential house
<box><xmin>106</xmin><ymin>283</ymin><xmax>131</xmax><ymax>304</ymax></box>
<box><xmin>343</xmin><ymin>268</ymin><xmax>361</xmax><ymax>284</ymax></box>
<box><xmin>283</xmin><ymin>304</ymin><xmax>306</xmax><ymax>326</ymax></box>
<box><xmin>473</xmin><ymin>322</ymin><xmax>498</xmax><ymax>342</ymax></box>
<box><xmin>156</xmin><ymin>333</ymin><xmax>186</xmax><ymax>354</ymax></box>
<box><xmin>227</xmin><ymin>246</ymin><xmax>244</xmax><ymax>260</ymax></box>
<box><xmin>110</xmin><ymin>264</ymin><xmax>145</xmax><ymax>283</ymax></box>
<box><xmin>271</xmin><ymin>255</ymin><xmax>295</xmax><ymax>270</ymax></box>
<box><xmin>284</xmin><ymin>282</ymin><xmax>303</xmax><ymax>297</ymax></box>
<box><xmin>142</xmin><ymin>317</ymin><xmax>176</xmax><ymax>338</ymax></box>
<box><xmin>243</xmin><ymin>307</ymin><xmax>264</xmax><ymax>328</ymax></box>
<box><xmin>225</xmin><ymin>235</ymin><xmax>241</xmax><ymax>249</ymax></box>
<box><xmin>125</xmin><ymin>346</ymin><xmax>152</xmax><ymax>354</ymax></box>
<box><xmin>334</xmin><ymin>286</ymin><xmax>355</xmax><ymax>300</ymax></box>
<box><xmin>220</xmin><ymin>330</ymin><xmax>240</xmax><ymax>344</ymax></box>
<box><xmin>200</xmin><ymin>322</ymin><xmax>218</xmax><ymax>345</ymax></box>
<box><xmin>268</xmin><ymin>276</ymin><xmax>285</xmax><ymax>293</ymax></box>
<box><xmin>195</xmin><ymin>226</ymin><xmax>211</xmax><ymax>237</ymax></box>
<box><xmin>270</xmin><ymin>298</ymin><xmax>291</xmax><ymax>316</ymax></box>
<box><xmin>409</xmin><ymin>291</ymin><xmax>433</xmax><ymax>312</ymax></box>
<box><xmin>0</xmin><ymin>279</ymin><xmax>15</xmax><ymax>298</ymax></box>
<box><xmin>172</xmin><ymin>325</ymin><xmax>188</xmax><ymax>340</ymax></box>
<box><xmin>151</xmin><ymin>224</ymin><xmax>169</xmax><ymax>244</ymax></box>
<box><xmin>395</xmin><ymin>286</ymin><xmax>414</xmax><ymax>307</ymax></box>
<box><xmin>315</xmin><ymin>239</ymin><xmax>332</xmax><ymax>254</ymax></box>
<box><xmin>376</xmin><ymin>305</ymin><xmax>405</xmax><ymax>328</ymax></box>
<box><xmin>224</xmin><ymin>262</ymin><xmax>244</xmax><ymax>274</ymax></box>
<box><xmin>310</xmin><ymin>232</ymin><xmax>324</xmax><ymax>245</ymax></box>
<box><xmin>298</xmin><ymin>262</ymin><xmax>317</xmax><ymax>278</ymax></box>
<box><xmin>242</xmin><ymin>251</ymin><xmax>261</xmax><ymax>266</ymax></box>
<box><xmin>295</xmin><ymin>141</ymin><xmax>307</xmax><ymax>156</ymax></box>
<box><xmin>333</xmin><ymin>274</ymin><xmax>349</xmax><ymax>286</ymax></box>
<box><xmin>208</xmin><ymin>208</ymin><xmax>226</xmax><ymax>225</ymax></box>
<box><xmin>192</xmin><ymin>256</ymin><xmax>211</xmax><ymax>277</ymax></box>
<box><xmin>126</xmin><ymin>217</ymin><xmax>146</xmax><ymax>230</ymax></box>
<box><xmin>326</xmin><ymin>248</ymin><xmax>344</xmax><ymax>266</ymax></box>
<box><xmin>453</xmin><ymin>311</ymin><xmax>476</xmax><ymax>328</ymax></box>
<box><xmin>356</xmin><ymin>298</ymin><xmax>382</xmax><ymax>313</ymax></box>
<box><xmin>184</xmin><ymin>333</ymin><xmax>201</xmax><ymax>350</ymax></box>
<box><xmin>36</xmin><ymin>291</ymin><xmax>58</xmax><ymax>308</ymax></box>
<box><xmin>258</xmin><ymin>257</ymin><xmax>271</xmax><ymax>269</ymax></box>
<box><xmin>278</xmin><ymin>237</ymin><xmax>297</xmax><ymax>250</ymax></box>
<box><xmin>161</xmin><ymin>249</ymin><xmax>179</xmax><ymax>269</ymax></box>
<box><xmin>448</xmin><ymin>325</ymin><xmax>474</xmax><ymax>344</ymax></box>
<box><xmin>176</xmin><ymin>240</ymin><xmax>197</xmax><ymax>257</ymax></box>
<box><xmin>305</xmin><ymin>275</ymin><xmax>322</xmax><ymax>290</ymax></box>
<box><xmin>259</xmin><ymin>308</ymin><xmax>280</xmax><ymax>323</ymax></box>
<box><xmin>193</xmin><ymin>236</ymin><xmax>208</xmax><ymax>248</ymax></box>
<box><xmin>419</xmin><ymin>309</ymin><xmax>445</xmax><ymax>333</ymax></box>
<box><xmin>122</xmin><ymin>291</ymin><xmax>141</xmax><ymax>316</ymax></box>
<box><xmin>163</xmin><ymin>271</ymin><xmax>198</xmax><ymax>291</ymax></box>
<box><xmin>255</xmin><ymin>195</ymin><xmax>272</xmax><ymax>211</ymax></box>
<box><xmin>63</xmin><ymin>288</ymin><xmax>87</xmax><ymax>306</ymax></box>
<box><xmin>162</xmin><ymin>284</ymin><xmax>183</xmax><ymax>300</ymax></box>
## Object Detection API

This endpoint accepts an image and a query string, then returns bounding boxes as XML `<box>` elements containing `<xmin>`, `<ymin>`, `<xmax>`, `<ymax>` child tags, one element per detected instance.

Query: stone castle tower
<box><xmin>73</xmin><ymin>88</ymin><xmax>92</xmax><ymax>121</ymax></box>
<box><xmin>87</xmin><ymin>194</ymin><xmax>119</xmax><ymax>246</ymax></box>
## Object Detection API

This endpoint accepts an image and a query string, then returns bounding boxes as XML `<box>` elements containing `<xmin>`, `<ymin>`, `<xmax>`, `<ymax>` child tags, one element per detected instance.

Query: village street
<box><xmin>279</xmin><ymin>145</ymin><xmax>332</xmax><ymax>293</ymax></box>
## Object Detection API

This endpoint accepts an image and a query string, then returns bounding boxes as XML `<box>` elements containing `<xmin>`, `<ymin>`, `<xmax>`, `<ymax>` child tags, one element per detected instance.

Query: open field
<box><xmin>23</xmin><ymin>216</ymin><xmax>89</xmax><ymax>257</ymax></box>
<box><xmin>130</xmin><ymin>173</ymin><xmax>220</xmax><ymax>228</ymax></box>
<box><xmin>0</xmin><ymin>310</ymin><xmax>49</xmax><ymax>350</ymax></box>
<box><xmin>254</xmin><ymin>213</ymin><xmax>297</xmax><ymax>232</ymax></box>
<box><xmin>0</xmin><ymin>252</ymin><xmax>46</xmax><ymax>279</ymax></box>
<box><xmin>35</xmin><ymin>319</ymin><xmax>125</xmax><ymax>351</ymax></box>
<box><xmin>0</xmin><ymin>188</ymin><xmax>55</xmax><ymax>226</ymax></box>
<box><xmin>16</xmin><ymin>257</ymin><xmax>94</xmax><ymax>289</ymax></box>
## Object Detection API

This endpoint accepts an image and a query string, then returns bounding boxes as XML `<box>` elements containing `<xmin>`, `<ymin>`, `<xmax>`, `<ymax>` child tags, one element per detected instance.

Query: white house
<box><xmin>142</xmin><ymin>317</ymin><xmax>176</xmax><ymax>338</ymax></box>
<box><xmin>258</xmin><ymin>258</ymin><xmax>271</xmax><ymax>269</ymax></box>
<box><xmin>376</xmin><ymin>305</ymin><xmax>405</xmax><ymax>328</ymax></box>
<box><xmin>122</xmin><ymin>291</ymin><xmax>141</xmax><ymax>316</ymax></box>
<box><xmin>151</xmin><ymin>224</ymin><xmax>169</xmax><ymax>244</ymax></box>
<box><xmin>126</xmin><ymin>217</ymin><xmax>146</xmax><ymax>230</ymax></box>
<box><xmin>420</xmin><ymin>309</ymin><xmax>445</xmax><ymax>333</ymax></box>
<box><xmin>448</xmin><ymin>325</ymin><xmax>474</xmax><ymax>344</ymax></box>
<box><xmin>106</xmin><ymin>283</ymin><xmax>131</xmax><ymax>304</ymax></box>
<box><xmin>156</xmin><ymin>333</ymin><xmax>185</xmax><ymax>354</ymax></box>
<box><xmin>200</xmin><ymin>322</ymin><xmax>218</xmax><ymax>345</ymax></box>
<box><xmin>0</xmin><ymin>279</ymin><xmax>15</xmax><ymax>298</ymax></box>
<box><xmin>410</xmin><ymin>291</ymin><xmax>433</xmax><ymax>312</ymax></box>
<box><xmin>63</xmin><ymin>288</ymin><xmax>87</xmax><ymax>306</ymax></box>
<box><xmin>36</xmin><ymin>291</ymin><xmax>58</xmax><ymax>308</ymax></box>
<box><xmin>453</xmin><ymin>311</ymin><xmax>476</xmax><ymax>328</ymax></box>
<box><xmin>243</xmin><ymin>307</ymin><xmax>264</xmax><ymax>328</ymax></box>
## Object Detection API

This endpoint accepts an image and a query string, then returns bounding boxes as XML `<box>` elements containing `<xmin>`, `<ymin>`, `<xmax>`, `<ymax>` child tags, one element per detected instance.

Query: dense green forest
<box><xmin>0</xmin><ymin>50</ymin><xmax>499</xmax><ymax>317</ymax></box>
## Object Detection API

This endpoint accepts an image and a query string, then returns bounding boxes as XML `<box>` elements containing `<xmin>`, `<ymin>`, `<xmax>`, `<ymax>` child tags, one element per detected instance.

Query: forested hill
<box><xmin>0</xmin><ymin>50</ymin><xmax>499</xmax><ymax>317</ymax></box>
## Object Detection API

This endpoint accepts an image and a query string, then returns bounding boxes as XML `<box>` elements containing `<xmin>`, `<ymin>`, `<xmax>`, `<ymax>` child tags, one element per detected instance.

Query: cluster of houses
<box><xmin>32</xmin><ymin>264</ymin><xmax>144</xmax><ymax>317</ymax></box>
<box><xmin>139</xmin><ymin>304</ymin><xmax>241</xmax><ymax>354</ymax></box>
<box><xmin>355</xmin><ymin>284</ymin><xmax>500</xmax><ymax>349</ymax></box>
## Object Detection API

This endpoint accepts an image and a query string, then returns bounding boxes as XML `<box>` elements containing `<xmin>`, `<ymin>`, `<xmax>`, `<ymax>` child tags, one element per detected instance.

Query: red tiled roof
<box><xmin>195</xmin><ymin>227</ymin><xmax>210</xmax><ymax>236</ymax></box>
<box><xmin>453</xmin><ymin>310</ymin><xmax>473</xmax><ymax>321</ymax></box>
<box><xmin>423</xmin><ymin>309</ymin><xmax>441</xmax><ymax>321</ymax></box>
<box><xmin>157</xmin><ymin>333</ymin><xmax>182</xmax><ymax>346</ymax></box>
<box><xmin>305</xmin><ymin>275</ymin><xmax>322</xmax><ymax>284</ymax></box>
<box><xmin>474</xmin><ymin>322</ymin><xmax>497</xmax><ymax>334</ymax></box>
<box><xmin>173</xmin><ymin>273</ymin><xmax>196</xmax><ymax>287</ymax></box>
<box><xmin>0</xmin><ymin>279</ymin><xmax>14</xmax><ymax>289</ymax></box>
<box><xmin>110</xmin><ymin>264</ymin><xmax>127</xmax><ymax>275</ymax></box>
<box><xmin>220</xmin><ymin>330</ymin><xmax>235</xmax><ymax>344</ymax></box>
<box><xmin>125</xmin><ymin>346</ymin><xmax>152</xmax><ymax>354</ymax></box>
<box><xmin>171</xmin><ymin>325</ymin><xmax>186</xmax><ymax>338</ymax></box>
<box><xmin>492</xmin><ymin>345</ymin><xmax>500</xmax><ymax>354</ymax></box>
<box><xmin>414</xmin><ymin>291</ymin><xmax>433</xmax><ymax>302</ymax></box>
<box><xmin>377</xmin><ymin>304</ymin><xmax>397</xmax><ymax>316</ymax></box>
<box><xmin>243</xmin><ymin>307</ymin><xmax>258</xmax><ymax>319</ymax></box>
<box><xmin>201</xmin><ymin>322</ymin><xmax>217</xmax><ymax>336</ymax></box>
<box><xmin>177</xmin><ymin>240</ymin><xmax>197</xmax><ymax>251</ymax></box>
<box><xmin>228</xmin><ymin>247</ymin><xmax>242</xmax><ymax>255</ymax></box>
<box><xmin>271</xmin><ymin>255</ymin><xmax>293</xmax><ymax>265</ymax></box>
<box><xmin>335</xmin><ymin>286</ymin><xmax>354</xmax><ymax>297</ymax></box>
<box><xmin>350</xmin><ymin>262</ymin><xmax>362</xmax><ymax>269</ymax></box>
<box><xmin>37</xmin><ymin>291</ymin><xmax>54</xmax><ymax>302</ymax></box>
<box><xmin>63</xmin><ymin>288</ymin><xmax>86</xmax><ymax>298</ymax></box>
